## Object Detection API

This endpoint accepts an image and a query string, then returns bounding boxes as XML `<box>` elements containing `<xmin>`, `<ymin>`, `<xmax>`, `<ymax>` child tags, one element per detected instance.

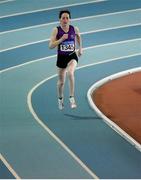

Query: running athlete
<box><xmin>49</xmin><ymin>10</ymin><xmax>83</xmax><ymax>110</ymax></box>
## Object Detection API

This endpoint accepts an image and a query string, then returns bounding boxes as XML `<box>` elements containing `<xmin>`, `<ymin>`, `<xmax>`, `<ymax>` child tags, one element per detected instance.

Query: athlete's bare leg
<box><xmin>57</xmin><ymin>68</ymin><xmax>67</xmax><ymax>110</ymax></box>
<box><xmin>67</xmin><ymin>59</ymin><xmax>77</xmax><ymax>97</ymax></box>
<box><xmin>67</xmin><ymin>60</ymin><xmax>77</xmax><ymax>108</ymax></box>
<box><xmin>57</xmin><ymin>68</ymin><xmax>67</xmax><ymax>99</ymax></box>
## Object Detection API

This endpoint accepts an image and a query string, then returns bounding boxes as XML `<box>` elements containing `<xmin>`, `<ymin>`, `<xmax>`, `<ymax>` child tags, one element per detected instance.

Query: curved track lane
<box><xmin>1</xmin><ymin>0</ymin><xmax>141</xmax><ymax>178</ymax></box>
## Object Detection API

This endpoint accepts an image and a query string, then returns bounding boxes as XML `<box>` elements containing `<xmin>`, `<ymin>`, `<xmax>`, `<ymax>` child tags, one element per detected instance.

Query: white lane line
<box><xmin>0</xmin><ymin>0</ymin><xmax>15</xmax><ymax>4</ymax></box>
<box><xmin>1</xmin><ymin>38</ymin><xmax>141</xmax><ymax>73</ymax></box>
<box><xmin>1</xmin><ymin>8</ymin><xmax>140</xmax><ymax>35</ymax></box>
<box><xmin>0</xmin><ymin>0</ymin><xmax>106</xmax><ymax>18</ymax></box>
<box><xmin>27</xmin><ymin>81</ymin><xmax>99</xmax><ymax>179</ymax></box>
<box><xmin>27</xmin><ymin>53</ymin><xmax>141</xmax><ymax>180</ymax></box>
<box><xmin>1</xmin><ymin>23</ymin><xmax>141</xmax><ymax>53</ymax></box>
<box><xmin>81</xmin><ymin>23</ymin><xmax>141</xmax><ymax>35</ymax></box>
<box><xmin>87</xmin><ymin>67</ymin><xmax>141</xmax><ymax>152</ymax></box>
<box><xmin>0</xmin><ymin>55</ymin><xmax>56</xmax><ymax>73</ymax></box>
<box><xmin>0</xmin><ymin>153</ymin><xmax>21</xmax><ymax>179</ymax></box>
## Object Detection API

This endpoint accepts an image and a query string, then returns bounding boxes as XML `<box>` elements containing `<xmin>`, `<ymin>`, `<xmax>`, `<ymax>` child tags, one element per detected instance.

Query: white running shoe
<box><xmin>69</xmin><ymin>97</ymin><xmax>77</xmax><ymax>109</ymax></box>
<box><xmin>58</xmin><ymin>98</ymin><xmax>64</xmax><ymax>110</ymax></box>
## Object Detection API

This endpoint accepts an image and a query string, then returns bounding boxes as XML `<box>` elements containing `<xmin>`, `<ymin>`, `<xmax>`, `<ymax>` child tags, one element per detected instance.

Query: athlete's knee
<box><xmin>67</xmin><ymin>69</ymin><xmax>74</xmax><ymax>78</ymax></box>
<box><xmin>57</xmin><ymin>80</ymin><xmax>65</xmax><ymax>87</ymax></box>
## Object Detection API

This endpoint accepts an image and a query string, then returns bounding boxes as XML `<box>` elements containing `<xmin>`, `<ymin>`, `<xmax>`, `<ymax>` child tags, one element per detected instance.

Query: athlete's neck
<box><xmin>61</xmin><ymin>24</ymin><xmax>69</xmax><ymax>32</ymax></box>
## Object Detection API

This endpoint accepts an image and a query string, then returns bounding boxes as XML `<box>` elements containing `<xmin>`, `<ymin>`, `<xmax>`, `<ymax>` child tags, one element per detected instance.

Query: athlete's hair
<box><xmin>59</xmin><ymin>10</ymin><xmax>71</xmax><ymax>19</ymax></box>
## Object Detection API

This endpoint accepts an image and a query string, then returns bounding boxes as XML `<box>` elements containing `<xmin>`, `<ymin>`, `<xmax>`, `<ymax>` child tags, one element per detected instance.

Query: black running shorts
<box><xmin>56</xmin><ymin>52</ymin><xmax>78</xmax><ymax>68</ymax></box>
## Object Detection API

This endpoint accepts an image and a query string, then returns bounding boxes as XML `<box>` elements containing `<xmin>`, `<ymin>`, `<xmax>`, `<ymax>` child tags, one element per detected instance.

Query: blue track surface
<box><xmin>1</xmin><ymin>25</ymin><xmax>141</xmax><ymax>70</ymax></box>
<box><xmin>1</xmin><ymin>0</ymin><xmax>141</xmax><ymax>178</ymax></box>
<box><xmin>0</xmin><ymin>160</ymin><xmax>15</xmax><ymax>179</ymax></box>
<box><xmin>1</xmin><ymin>0</ymin><xmax>141</xmax><ymax>32</ymax></box>
<box><xmin>32</xmin><ymin>56</ymin><xmax>141</xmax><ymax>179</ymax></box>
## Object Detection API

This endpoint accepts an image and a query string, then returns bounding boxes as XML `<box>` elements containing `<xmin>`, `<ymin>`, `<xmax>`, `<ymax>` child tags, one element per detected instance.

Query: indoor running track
<box><xmin>0</xmin><ymin>0</ymin><xmax>141</xmax><ymax>179</ymax></box>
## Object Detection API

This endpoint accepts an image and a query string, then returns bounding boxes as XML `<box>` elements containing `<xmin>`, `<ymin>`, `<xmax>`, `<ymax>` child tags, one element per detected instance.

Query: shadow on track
<box><xmin>64</xmin><ymin>113</ymin><xmax>101</xmax><ymax>120</ymax></box>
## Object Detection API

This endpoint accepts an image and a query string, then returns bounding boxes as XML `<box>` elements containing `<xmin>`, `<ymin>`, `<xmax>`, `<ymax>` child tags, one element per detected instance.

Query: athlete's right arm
<box><xmin>49</xmin><ymin>27</ymin><xmax>68</xmax><ymax>49</ymax></box>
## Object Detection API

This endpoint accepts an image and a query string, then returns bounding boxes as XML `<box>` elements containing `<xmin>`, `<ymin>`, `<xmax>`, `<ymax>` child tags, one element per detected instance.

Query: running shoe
<box><xmin>58</xmin><ymin>98</ymin><xmax>64</xmax><ymax>110</ymax></box>
<box><xmin>69</xmin><ymin>97</ymin><xmax>77</xmax><ymax>109</ymax></box>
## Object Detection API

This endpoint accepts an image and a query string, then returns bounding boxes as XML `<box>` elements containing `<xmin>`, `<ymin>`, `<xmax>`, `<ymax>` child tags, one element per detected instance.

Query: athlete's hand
<box><xmin>77</xmin><ymin>48</ymin><xmax>83</xmax><ymax>57</ymax></box>
<box><xmin>61</xmin><ymin>34</ymin><xmax>68</xmax><ymax>41</ymax></box>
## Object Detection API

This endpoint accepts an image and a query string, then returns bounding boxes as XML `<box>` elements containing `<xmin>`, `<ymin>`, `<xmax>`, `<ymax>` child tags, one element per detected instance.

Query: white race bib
<box><xmin>60</xmin><ymin>41</ymin><xmax>75</xmax><ymax>52</ymax></box>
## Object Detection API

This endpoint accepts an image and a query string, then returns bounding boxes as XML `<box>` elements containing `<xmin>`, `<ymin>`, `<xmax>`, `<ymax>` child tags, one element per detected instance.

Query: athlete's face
<box><xmin>60</xmin><ymin>13</ymin><xmax>70</xmax><ymax>27</ymax></box>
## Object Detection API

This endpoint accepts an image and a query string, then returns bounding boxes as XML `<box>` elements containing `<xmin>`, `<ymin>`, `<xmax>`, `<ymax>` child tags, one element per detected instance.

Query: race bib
<box><xmin>60</xmin><ymin>41</ymin><xmax>75</xmax><ymax>52</ymax></box>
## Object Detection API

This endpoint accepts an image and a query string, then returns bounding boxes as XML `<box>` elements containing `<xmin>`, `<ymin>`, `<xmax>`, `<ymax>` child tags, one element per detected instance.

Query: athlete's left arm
<box><xmin>75</xmin><ymin>27</ymin><xmax>83</xmax><ymax>57</ymax></box>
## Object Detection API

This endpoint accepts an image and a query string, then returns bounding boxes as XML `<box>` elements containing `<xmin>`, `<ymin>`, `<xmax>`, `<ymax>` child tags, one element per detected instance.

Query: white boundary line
<box><xmin>27</xmin><ymin>53</ymin><xmax>141</xmax><ymax>179</ymax></box>
<box><xmin>1</xmin><ymin>22</ymin><xmax>141</xmax><ymax>53</ymax></box>
<box><xmin>87</xmin><ymin>67</ymin><xmax>141</xmax><ymax>152</ymax></box>
<box><xmin>1</xmin><ymin>38</ymin><xmax>141</xmax><ymax>73</ymax></box>
<box><xmin>0</xmin><ymin>0</ymin><xmax>15</xmax><ymax>4</ymax></box>
<box><xmin>0</xmin><ymin>0</ymin><xmax>106</xmax><ymax>18</ymax></box>
<box><xmin>0</xmin><ymin>8</ymin><xmax>141</xmax><ymax>35</ymax></box>
<box><xmin>27</xmin><ymin>77</ymin><xmax>99</xmax><ymax>179</ymax></box>
<box><xmin>0</xmin><ymin>153</ymin><xmax>21</xmax><ymax>179</ymax></box>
